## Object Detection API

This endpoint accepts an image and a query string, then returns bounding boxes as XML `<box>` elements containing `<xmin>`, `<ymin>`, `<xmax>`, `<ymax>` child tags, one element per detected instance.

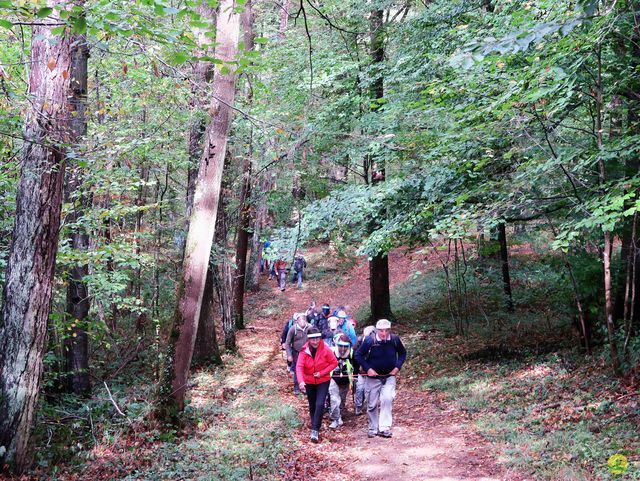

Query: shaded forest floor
<box><xmin>4</xmin><ymin>244</ymin><xmax>639</xmax><ymax>481</ymax></box>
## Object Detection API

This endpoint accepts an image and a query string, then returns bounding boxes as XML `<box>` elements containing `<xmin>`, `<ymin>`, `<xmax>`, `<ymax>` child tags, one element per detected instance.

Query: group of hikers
<box><xmin>260</xmin><ymin>241</ymin><xmax>307</xmax><ymax>291</ymax></box>
<box><xmin>280</xmin><ymin>302</ymin><xmax>407</xmax><ymax>443</ymax></box>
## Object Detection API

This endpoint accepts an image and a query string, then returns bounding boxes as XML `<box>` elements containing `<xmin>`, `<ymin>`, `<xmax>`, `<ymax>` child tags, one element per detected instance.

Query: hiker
<box><xmin>296</xmin><ymin>327</ymin><xmax>338</xmax><ymax>443</ymax></box>
<box><xmin>280</xmin><ymin>313</ymin><xmax>297</xmax><ymax>371</ymax></box>
<box><xmin>336</xmin><ymin>310</ymin><xmax>357</xmax><ymax>346</ymax></box>
<box><xmin>269</xmin><ymin>262</ymin><xmax>276</xmax><ymax>280</ymax></box>
<box><xmin>328</xmin><ymin>334</ymin><xmax>356</xmax><ymax>429</ymax></box>
<box><xmin>317</xmin><ymin>303</ymin><xmax>332</xmax><ymax>340</ymax></box>
<box><xmin>355</xmin><ymin>319</ymin><xmax>407</xmax><ymax>438</ymax></box>
<box><xmin>292</xmin><ymin>253</ymin><xmax>307</xmax><ymax>288</ymax></box>
<box><xmin>285</xmin><ymin>312</ymin><xmax>311</xmax><ymax>395</ymax></box>
<box><xmin>280</xmin><ymin>314</ymin><xmax>294</xmax><ymax>348</ymax></box>
<box><xmin>306</xmin><ymin>301</ymin><xmax>322</xmax><ymax>328</ymax></box>
<box><xmin>334</xmin><ymin>305</ymin><xmax>357</xmax><ymax>329</ymax></box>
<box><xmin>325</xmin><ymin>316</ymin><xmax>340</xmax><ymax>347</ymax></box>
<box><xmin>353</xmin><ymin>325</ymin><xmax>375</xmax><ymax>415</ymax></box>
<box><xmin>274</xmin><ymin>257</ymin><xmax>288</xmax><ymax>291</ymax></box>
<box><xmin>260</xmin><ymin>240</ymin><xmax>271</xmax><ymax>273</ymax></box>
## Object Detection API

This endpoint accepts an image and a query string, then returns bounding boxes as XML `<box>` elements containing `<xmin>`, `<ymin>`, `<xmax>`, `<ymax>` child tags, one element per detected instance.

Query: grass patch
<box><xmin>116</xmin><ymin>374</ymin><xmax>299</xmax><ymax>481</ymax></box>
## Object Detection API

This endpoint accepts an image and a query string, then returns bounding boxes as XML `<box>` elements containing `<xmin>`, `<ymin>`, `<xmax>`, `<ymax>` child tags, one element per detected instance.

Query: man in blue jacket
<box><xmin>354</xmin><ymin>318</ymin><xmax>407</xmax><ymax>438</ymax></box>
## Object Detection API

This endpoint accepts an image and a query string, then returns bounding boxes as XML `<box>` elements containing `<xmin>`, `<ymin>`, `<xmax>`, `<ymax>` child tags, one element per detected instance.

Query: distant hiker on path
<box><xmin>260</xmin><ymin>240</ymin><xmax>271</xmax><ymax>273</ymax></box>
<box><xmin>292</xmin><ymin>253</ymin><xmax>307</xmax><ymax>288</ymax></box>
<box><xmin>274</xmin><ymin>257</ymin><xmax>288</xmax><ymax>291</ymax></box>
<box><xmin>355</xmin><ymin>319</ymin><xmax>407</xmax><ymax>438</ymax></box>
<box><xmin>285</xmin><ymin>312</ymin><xmax>311</xmax><ymax>395</ymax></box>
<box><xmin>296</xmin><ymin>327</ymin><xmax>338</xmax><ymax>443</ymax></box>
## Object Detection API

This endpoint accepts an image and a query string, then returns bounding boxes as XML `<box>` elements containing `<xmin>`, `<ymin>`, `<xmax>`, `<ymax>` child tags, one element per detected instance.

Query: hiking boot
<box><xmin>355</xmin><ymin>407</ymin><xmax>363</xmax><ymax>416</ymax></box>
<box><xmin>293</xmin><ymin>388</ymin><xmax>301</xmax><ymax>396</ymax></box>
<box><xmin>310</xmin><ymin>430</ymin><xmax>319</xmax><ymax>443</ymax></box>
<box><xmin>379</xmin><ymin>430</ymin><xmax>393</xmax><ymax>438</ymax></box>
<box><xmin>329</xmin><ymin>418</ymin><xmax>343</xmax><ymax>429</ymax></box>
<box><xmin>367</xmin><ymin>430</ymin><xmax>377</xmax><ymax>438</ymax></box>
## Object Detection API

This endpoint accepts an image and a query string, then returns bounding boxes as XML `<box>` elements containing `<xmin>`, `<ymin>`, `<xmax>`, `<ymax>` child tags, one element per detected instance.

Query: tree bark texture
<box><xmin>192</xmin><ymin>266</ymin><xmax>223</xmax><ymax>366</ymax></box>
<box><xmin>157</xmin><ymin>0</ymin><xmax>240</xmax><ymax>417</ymax></box>
<box><xmin>214</xmin><ymin>176</ymin><xmax>237</xmax><ymax>352</ymax></box>
<box><xmin>367</xmin><ymin>9</ymin><xmax>393</xmax><ymax>322</ymax></box>
<box><xmin>278</xmin><ymin>0</ymin><xmax>289</xmax><ymax>39</ymax></box>
<box><xmin>232</xmin><ymin>157</ymin><xmax>252</xmax><ymax>330</ymax></box>
<box><xmin>0</xmin><ymin>6</ymin><xmax>75</xmax><ymax>472</ymax></box>
<box><xmin>497</xmin><ymin>222</ymin><xmax>514</xmax><ymax>312</ymax></box>
<box><xmin>232</xmin><ymin>0</ymin><xmax>255</xmax><ymax>330</ymax></box>
<box><xmin>64</xmin><ymin>28</ymin><xmax>91</xmax><ymax>396</ymax></box>
<box><xmin>186</xmin><ymin>3</ymin><xmax>216</xmax><ymax>222</ymax></box>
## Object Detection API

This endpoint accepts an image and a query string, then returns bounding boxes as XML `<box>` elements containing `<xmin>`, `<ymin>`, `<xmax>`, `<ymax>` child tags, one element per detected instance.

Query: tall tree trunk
<box><xmin>64</xmin><ymin>26</ymin><xmax>91</xmax><ymax>396</ymax></box>
<box><xmin>189</xmin><ymin>3</ymin><xmax>219</xmax><ymax>359</ymax></box>
<box><xmin>595</xmin><ymin>45</ymin><xmax>621</xmax><ymax>374</ymax></box>
<box><xmin>192</xmin><ymin>266</ymin><xmax>223</xmax><ymax>366</ymax></box>
<box><xmin>232</xmin><ymin>1</ymin><xmax>255</xmax><ymax>330</ymax></box>
<box><xmin>156</xmin><ymin>0</ymin><xmax>241</xmax><ymax>418</ymax></box>
<box><xmin>232</xmin><ymin>157</ymin><xmax>252</xmax><ymax>329</ymax></box>
<box><xmin>0</xmin><ymin>6</ymin><xmax>75</xmax><ymax>472</ymax></box>
<box><xmin>497</xmin><ymin>222</ymin><xmax>514</xmax><ymax>312</ymax></box>
<box><xmin>212</xmin><ymin>179</ymin><xmax>236</xmax><ymax>352</ymax></box>
<box><xmin>368</xmin><ymin>8</ymin><xmax>393</xmax><ymax>322</ymax></box>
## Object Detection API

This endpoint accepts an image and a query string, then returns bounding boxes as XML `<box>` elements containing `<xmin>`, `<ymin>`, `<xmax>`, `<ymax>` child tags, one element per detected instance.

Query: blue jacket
<box><xmin>337</xmin><ymin>319</ymin><xmax>357</xmax><ymax>346</ymax></box>
<box><xmin>355</xmin><ymin>333</ymin><xmax>406</xmax><ymax>376</ymax></box>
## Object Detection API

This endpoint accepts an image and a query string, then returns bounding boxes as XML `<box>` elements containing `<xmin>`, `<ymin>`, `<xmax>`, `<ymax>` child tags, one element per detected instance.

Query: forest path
<box><xmin>244</xmin><ymin>247</ymin><xmax>525</xmax><ymax>481</ymax></box>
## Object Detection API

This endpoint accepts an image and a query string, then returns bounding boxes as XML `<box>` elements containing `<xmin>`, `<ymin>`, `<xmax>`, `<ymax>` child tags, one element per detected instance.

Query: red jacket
<box><xmin>295</xmin><ymin>340</ymin><xmax>338</xmax><ymax>385</ymax></box>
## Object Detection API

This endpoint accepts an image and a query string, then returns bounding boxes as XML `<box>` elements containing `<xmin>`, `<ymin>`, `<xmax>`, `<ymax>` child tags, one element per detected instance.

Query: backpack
<box><xmin>294</xmin><ymin>256</ymin><xmax>304</xmax><ymax>272</ymax></box>
<box><xmin>364</xmin><ymin>333</ymin><xmax>401</xmax><ymax>360</ymax></box>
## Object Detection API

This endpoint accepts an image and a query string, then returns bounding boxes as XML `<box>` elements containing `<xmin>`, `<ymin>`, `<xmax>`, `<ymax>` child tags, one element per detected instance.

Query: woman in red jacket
<box><xmin>296</xmin><ymin>327</ymin><xmax>338</xmax><ymax>443</ymax></box>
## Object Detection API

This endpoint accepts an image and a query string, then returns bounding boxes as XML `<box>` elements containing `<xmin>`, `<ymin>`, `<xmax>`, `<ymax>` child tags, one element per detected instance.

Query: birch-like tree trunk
<box><xmin>189</xmin><ymin>0</ymin><xmax>223</xmax><ymax>368</ymax></box>
<box><xmin>157</xmin><ymin>0</ymin><xmax>241</xmax><ymax>417</ymax></box>
<box><xmin>0</xmin><ymin>3</ymin><xmax>75</xmax><ymax>472</ymax></box>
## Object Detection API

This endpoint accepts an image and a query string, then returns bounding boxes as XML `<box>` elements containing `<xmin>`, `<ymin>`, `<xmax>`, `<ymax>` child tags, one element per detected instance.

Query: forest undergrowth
<box><xmin>380</xmin><ymin>248</ymin><xmax>640</xmax><ymax>481</ymax></box>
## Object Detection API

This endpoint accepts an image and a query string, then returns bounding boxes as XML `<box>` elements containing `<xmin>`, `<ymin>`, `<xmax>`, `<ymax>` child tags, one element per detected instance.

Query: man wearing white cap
<box><xmin>354</xmin><ymin>319</ymin><xmax>407</xmax><ymax>438</ymax></box>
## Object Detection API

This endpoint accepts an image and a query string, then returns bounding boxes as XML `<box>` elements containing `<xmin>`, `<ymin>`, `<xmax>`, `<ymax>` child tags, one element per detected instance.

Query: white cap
<box><xmin>376</xmin><ymin>319</ymin><xmax>391</xmax><ymax>329</ymax></box>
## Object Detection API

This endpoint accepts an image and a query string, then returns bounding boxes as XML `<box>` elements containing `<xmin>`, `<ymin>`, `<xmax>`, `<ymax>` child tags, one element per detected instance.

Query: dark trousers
<box><xmin>291</xmin><ymin>350</ymin><xmax>300</xmax><ymax>390</ymax></box>
<box><xmin>305</xmin><ymin>381</ymin><xmax>330</xmax><ymax>431</ymax></box>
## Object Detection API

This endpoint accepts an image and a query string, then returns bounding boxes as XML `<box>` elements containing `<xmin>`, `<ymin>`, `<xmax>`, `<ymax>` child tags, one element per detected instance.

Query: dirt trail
<box><xmin>243</xmin><ymin>247</ymin><xmax>525</xmax><ymax>481</ymax></box>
